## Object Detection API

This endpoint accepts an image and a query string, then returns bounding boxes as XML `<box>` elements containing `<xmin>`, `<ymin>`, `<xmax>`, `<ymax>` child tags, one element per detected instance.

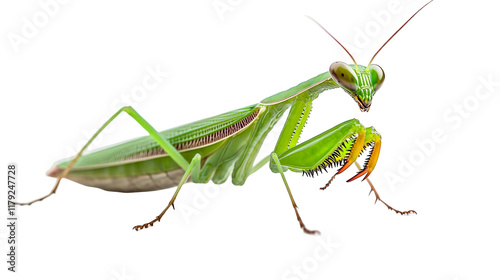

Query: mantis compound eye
<box><xmin>329</xmin><ymin>61</ymin><xmax>358</xmax><ymax>92</ymax></box>
<box><xmin>368</xmin><ymin>64</ymin><xmax>385</xmax><ymax>91</ymax></box>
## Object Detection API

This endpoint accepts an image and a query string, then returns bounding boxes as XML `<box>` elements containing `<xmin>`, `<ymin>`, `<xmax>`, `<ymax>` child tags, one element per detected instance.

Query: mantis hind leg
<box><xmin>16</xmin><ymin>106</ymin><xmax>190</xmax><ymax>206</ymax></box>
<box><xmin>133</xmin><ymin>154</ymin><xmax>202</xmax><ymax>230</ymax></box>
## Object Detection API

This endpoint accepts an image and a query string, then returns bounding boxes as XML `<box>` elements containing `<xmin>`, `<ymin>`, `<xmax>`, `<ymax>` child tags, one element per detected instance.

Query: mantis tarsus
<box><xmin>18</xmin><ymin>1</ymin><xmax>434</xmax><ymax>234</ymax></box>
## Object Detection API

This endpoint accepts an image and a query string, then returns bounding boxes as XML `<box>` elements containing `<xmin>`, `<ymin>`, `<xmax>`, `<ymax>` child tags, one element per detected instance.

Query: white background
<box><xmin>2</xmin><ymin>0</ymin><xmax>500</xmax><ymax>279</ymax></box>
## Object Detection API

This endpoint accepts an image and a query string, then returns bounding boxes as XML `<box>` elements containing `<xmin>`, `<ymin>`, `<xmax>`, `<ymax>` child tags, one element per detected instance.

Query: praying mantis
<box><xmin>18</xmin><ymin>1</ymin><xmax>434</xmax><ymax>235</ymax></box>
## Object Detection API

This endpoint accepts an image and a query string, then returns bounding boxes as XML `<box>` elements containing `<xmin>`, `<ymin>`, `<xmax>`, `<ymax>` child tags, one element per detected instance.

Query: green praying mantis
<box><xmin>18</xmin><ymin>1</ymin><xmax>434</xmax><ymax>235</ymax></box>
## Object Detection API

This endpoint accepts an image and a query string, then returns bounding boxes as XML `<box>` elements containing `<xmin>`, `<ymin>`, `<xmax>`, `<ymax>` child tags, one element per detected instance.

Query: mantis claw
<box><xmin>346</xmin><ymin>130</ymin><xmax>381</xmax><ymax>183</ymax></box>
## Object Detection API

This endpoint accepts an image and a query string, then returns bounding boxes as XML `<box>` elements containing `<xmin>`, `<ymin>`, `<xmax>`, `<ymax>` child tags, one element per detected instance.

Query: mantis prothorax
<box><xmin>18</xmin><ymin>1</ymin><xmax>433</xmax><ymax>235</ymax></box>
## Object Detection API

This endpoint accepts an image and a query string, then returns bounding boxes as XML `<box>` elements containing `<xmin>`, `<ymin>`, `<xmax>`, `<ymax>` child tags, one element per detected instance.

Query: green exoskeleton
<box><xmin>18</xmin><ymin>1</ymin><xmax>434</xmax><ymax>234</ymax></box>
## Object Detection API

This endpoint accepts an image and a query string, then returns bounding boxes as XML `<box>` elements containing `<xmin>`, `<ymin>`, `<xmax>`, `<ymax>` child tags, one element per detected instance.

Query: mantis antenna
<box><xmin>367</xmin><ymin>0</ymin><xmax>434</xmax><ymax>67</ymax></box>
<box><xmin>306</xmin><ymin>15</ymin><xmax>359</xmax><ymax>69</ymax></box>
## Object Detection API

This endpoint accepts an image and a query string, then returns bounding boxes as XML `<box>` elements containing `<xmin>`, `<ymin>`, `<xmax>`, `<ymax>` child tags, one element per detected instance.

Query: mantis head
<box><xmin>308</xmin><ymin>0</ymin><xmax>432</xmax><ymax>112</ymax></box>
<box><xmin>329</xmin><ymin>62</ymin><xmax>384</xmax><ymax>112</ymax></box>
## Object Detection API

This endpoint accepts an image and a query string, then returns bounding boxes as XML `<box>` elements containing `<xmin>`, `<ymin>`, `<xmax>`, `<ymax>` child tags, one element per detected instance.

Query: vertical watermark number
<box><xmin>6</xmin><ymin>164</ymin><xmax>17</xmax><ymax>272</ymax></box>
